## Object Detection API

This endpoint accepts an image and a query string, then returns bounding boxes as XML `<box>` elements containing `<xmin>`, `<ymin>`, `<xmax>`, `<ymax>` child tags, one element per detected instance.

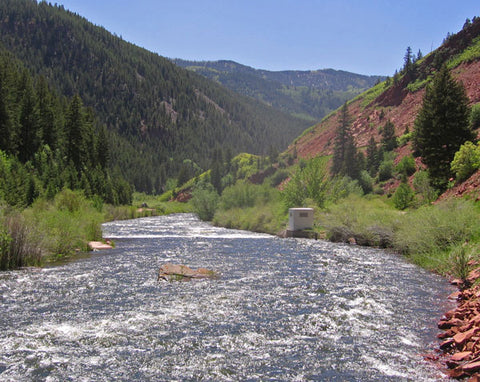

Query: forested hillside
<box><xmin>174</xmin><ymin>59</ymin><xmax>383</xmax><ymax>122</ymax></box>
<box><xmin>0</xmin><ymin>0</ymin><xmax>310</xmax><ymax>193</ymax></box>
<box><xmin>0</xmin><ymin>46</ymin><xmax>132</xmax><ymax>207</ymax></box>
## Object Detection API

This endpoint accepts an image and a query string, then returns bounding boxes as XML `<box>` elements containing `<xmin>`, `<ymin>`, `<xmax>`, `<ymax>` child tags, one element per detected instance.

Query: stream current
<box><xmin>0</xmin><ymin>213</ymin><xmax>453</xmax><ymax>381</ymax></box>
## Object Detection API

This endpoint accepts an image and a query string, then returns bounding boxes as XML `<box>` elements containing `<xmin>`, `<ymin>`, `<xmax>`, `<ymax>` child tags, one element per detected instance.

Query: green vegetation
<box><xmin>450</xmin><ymin>141</ymin><xmax>480</xmax><ymax>182</ymax></box>
<box><xmin>447</xmin><ymin>36</ymin><xmax>480</xmax><ymax>69</ymax></box>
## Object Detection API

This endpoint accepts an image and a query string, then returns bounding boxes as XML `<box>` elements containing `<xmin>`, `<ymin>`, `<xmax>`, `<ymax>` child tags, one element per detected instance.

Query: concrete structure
<box><xmin>288</xmin><ymin>208</ymin><xmax>314</xmax><ymax>231</ymax></box>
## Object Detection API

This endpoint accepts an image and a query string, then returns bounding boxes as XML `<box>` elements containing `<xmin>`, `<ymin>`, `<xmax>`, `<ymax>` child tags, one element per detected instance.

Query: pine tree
<box><xmin>366</xmin><ymin>136</ymin><xmax>379</xmax><ymax>176</ymax></box>
<box><xmin>403</xmin><ymin>46</ymin><xmax>413</xmax><ymax>73</ymax></box>
<box><xmin>413</xmin><ymin>65</ymin><xmax>474</xmax><ymax>190</ymax></box>
<box><xmin>381</xmin><ymin>119</ymin><xmax>397</xmax><ymax>152</ymax></box>
<box><xmin>65</xmin><ymin>95</ymin><xmax>86</xmax><ymax>173</ymax></box>
<box><xmin>17</xmin><ymin>74</ymin><xmax>39</xmax><ymax>162</ymax></box>
<box><xmin>331</xmin><ymin>102</ymin><xmax>360</xmax><ymax>179</ymax></box>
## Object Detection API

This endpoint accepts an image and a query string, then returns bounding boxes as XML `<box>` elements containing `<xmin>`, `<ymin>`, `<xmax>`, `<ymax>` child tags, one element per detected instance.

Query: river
<box><xmin>0</xmin><ymin>213</ymin><xmax>453</xmax><ymax>381</ymax></box>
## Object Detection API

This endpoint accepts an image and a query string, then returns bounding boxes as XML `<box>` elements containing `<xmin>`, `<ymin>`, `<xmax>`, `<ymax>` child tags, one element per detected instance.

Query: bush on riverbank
<box><xmin>212</xmin><ymin>182</ymin><xmax>286</xmax><ymax>234</ymax></box>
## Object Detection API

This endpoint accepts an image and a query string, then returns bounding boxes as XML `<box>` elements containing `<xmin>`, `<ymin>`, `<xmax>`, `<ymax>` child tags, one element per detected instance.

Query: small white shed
<box><xmin>288</xmin><ymin>208</ymin><xmax>314</xmax><ymax>231</ymax></box>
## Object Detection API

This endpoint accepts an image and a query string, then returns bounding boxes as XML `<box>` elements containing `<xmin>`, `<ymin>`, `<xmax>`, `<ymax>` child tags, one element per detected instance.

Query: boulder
<box><xmin>88</xmin><ymin>241</ymin><xmax>113</xmax><ymax>251</ymax></box>
<box><xmin>157</xmin><ymin>263</ymin><xmax>217</xmax><ymax>281</ymax></box>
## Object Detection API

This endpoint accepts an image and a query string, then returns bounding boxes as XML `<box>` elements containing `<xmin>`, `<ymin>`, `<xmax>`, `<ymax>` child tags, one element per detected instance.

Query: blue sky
<box><xmin>56</xmin><ymin>0</ymin><xmax>479</xmax><ymax>76</ymax></box>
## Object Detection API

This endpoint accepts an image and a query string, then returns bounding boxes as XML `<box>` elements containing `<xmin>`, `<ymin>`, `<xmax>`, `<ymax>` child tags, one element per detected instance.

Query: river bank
<box><xmin>435</xmin><ymin>266</ymin><xmax>480</xmax><ymax>380</ymax></box>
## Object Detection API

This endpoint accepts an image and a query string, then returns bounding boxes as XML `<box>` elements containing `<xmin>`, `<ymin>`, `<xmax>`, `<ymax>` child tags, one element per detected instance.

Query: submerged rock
<box><xmin>157</xmin><ymin>263</ymin><xmax>217</xmax><ymax>281</ymax></box>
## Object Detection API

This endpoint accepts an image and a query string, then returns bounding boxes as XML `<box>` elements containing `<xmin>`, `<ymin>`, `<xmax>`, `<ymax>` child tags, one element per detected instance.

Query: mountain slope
<box><xmin>0</xmin><ymin>0</ymin><xmax>310</xmax><ymax>193</ymax></box>
<box><xmin>287</xmin><ymin>17</ymin><xmax>480</xmax><ymax>164</ymax></box>
<box><xmin>174</xmin><ymin>59</ymin><xmax>384</xmax><ymax>123</ymax></box>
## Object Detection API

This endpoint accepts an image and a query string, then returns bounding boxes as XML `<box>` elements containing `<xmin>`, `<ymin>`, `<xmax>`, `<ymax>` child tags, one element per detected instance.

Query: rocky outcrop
<box><xmin>437</xmin><ymin>266</ymin><xmax>480</xmax><ymax>379</ymax></box>
<box><xmin>157</xmin><ymin>263</ymin><xmax>217</xmax><ymax>281</ymax></box>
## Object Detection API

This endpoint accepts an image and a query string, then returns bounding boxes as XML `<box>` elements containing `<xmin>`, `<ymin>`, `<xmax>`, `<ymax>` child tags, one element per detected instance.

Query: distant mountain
<box><xmin>0</xmin><ymin>0</ymin><xmax>310</xmax><ymax>193</ymax></box>
<box><xmin>173</xmin><ymin>59</ymin><xmax>384</xmax><ymax>122</ymax></box>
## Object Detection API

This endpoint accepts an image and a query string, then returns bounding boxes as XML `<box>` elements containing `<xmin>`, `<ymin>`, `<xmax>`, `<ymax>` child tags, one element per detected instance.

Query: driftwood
<box><xmin>157</xmin><ymin>263</ymin><xmax>217</xmax><ymax>281</ymax></box>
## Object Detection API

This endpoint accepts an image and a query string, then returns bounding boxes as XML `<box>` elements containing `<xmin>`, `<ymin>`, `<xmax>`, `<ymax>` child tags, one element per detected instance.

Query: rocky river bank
<box><xmin>436</xmin><ymin>266</ymin><xmax>480</xmax><ymax>380</ymax></box>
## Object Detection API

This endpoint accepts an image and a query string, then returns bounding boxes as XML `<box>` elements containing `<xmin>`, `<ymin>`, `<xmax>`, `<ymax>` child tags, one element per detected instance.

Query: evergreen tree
<box><xmin>35</xmin><ymin>76</ymin><xmax>57</xmax><ymax>150</ymax></box>
<box><xmin>413</xmin><ymin>65</ymin><xmax>474</xmax><ymax>190</ymax></box>
<box><xmin>17</xmin><ymin>73</ymin><xmax>39</xmax><ymax>162</ymax></box>
<box><xmin>366</xmin><ymin>136</ymin><xmax>379</xmax><ymax>176</ymax></box>
<box><xmin>381</xmin><ymin>119</ymin><xmax>397</xmax><ymax>152</ymax></box>
<box><xmin>65</xmin><ymin>95</ymin><xmax>86</xmax><ymax>172</ymax></box>
<box><xmin>331</xmin><ymin>102</ymin><xmax>360</xmax><ymax>179</ymax></box>
<box><xmin>403</xmin><ymin>46</ymin><xmax>413</xmax><ymax>73</ymax></box>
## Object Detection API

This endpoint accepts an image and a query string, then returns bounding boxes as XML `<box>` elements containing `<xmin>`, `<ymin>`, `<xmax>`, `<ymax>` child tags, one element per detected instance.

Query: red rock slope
<box><xmin>286</xmin><ymin>18</ymin><xmax>480</xmax><ymax>162</ymax></box>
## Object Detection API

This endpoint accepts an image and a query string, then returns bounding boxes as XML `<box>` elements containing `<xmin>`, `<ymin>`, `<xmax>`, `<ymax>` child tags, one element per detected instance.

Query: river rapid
<box><xmin>0</xmin><ymin>213</ymin><xmax>453</xmax><ymax>381</ymax></box>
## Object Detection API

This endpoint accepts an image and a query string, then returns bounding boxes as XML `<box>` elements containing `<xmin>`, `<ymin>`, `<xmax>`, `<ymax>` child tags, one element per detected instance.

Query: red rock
<box><xmin>451</xmin><ymin>351</ymin><xmax>473</xmax><ymax>362</ymax></box>
<box><xmin>461</xmin><ymin>322</ymin><xmax>475</xmax><ymax>332</ymax></box>
<box><xmin>447</xmin><ymin>367</ymin><xmax>467</xmax><ymax>379</ymax></box>
<box><xmin>439</xmin><ymin>318</ymin><xmax>465</xmax><ymax>329</ymax></box>
<box><xmin>468</xmin><ymin>375</ymin><xmax>480</xmax><ymax>382</ymax></box>
<box><xmin>467</xmin><ymin>269</ymin><xmax>480</xmax><ymax>284</ymax></box>
<box><xmin>440</xmin><ymin>338</ymin><xmax>455</xmax><ymax>350</ymax></box>
<box><xmin>444</xmin><ymin>309</ymin><xmax>457</xmax><ymax>319</ymax></box>
<box><xmin>449</xmin><ymin>291</ymin><xmax>462</xmax><ymax>300</ymax></box>
<box><xmin>451</xmin><ymin>278</ymin><xmax>465</xmax><ymax>286</ymax></box>
<box><xmin>438</xmin><ymin>330</ymin><xmax>455</xmax><ymax>339</ymax></box>
<box><xmin>454</xmin><ymin>329</ymin><xmax>475</xmax><ymax>347</ymax></box>
<box><xmin>463</xmin><ymin>360</ymin><xmax>480</xmax><ymax>373</ymax></box>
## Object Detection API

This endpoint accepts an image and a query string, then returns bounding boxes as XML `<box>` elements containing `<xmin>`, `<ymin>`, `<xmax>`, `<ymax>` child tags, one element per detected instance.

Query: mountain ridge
<box><xmin>173</xmin><ymin>58</ymin><xmax>384</xmax><ymax>122</ymax></box>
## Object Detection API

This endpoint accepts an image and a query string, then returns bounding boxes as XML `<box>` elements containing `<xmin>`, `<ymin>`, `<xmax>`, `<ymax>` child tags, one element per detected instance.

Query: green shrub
<box><xmin>270</xmin><ymin>169</ymin><xmax>289</xmax><ymax>187</ymax></box>
<box><xmin>281</xmin><ymin>157</ymin><xmax>330</xmax><ymax>208</ymax></box>
<box><xmin>220</xmin><ymin>181</ymin><xmax>260</xmax><ymax>210</ymax></box>
<box><xmin>358</xmin><ymin>171</ymin><xmax>374</xmax><ymax>194</ymax></box>
<box><xmin>327</xmin><ymin>176</ymin><xmax>363</xmax><ymax>203</ymax></box>
<box><xmin>393</xmin><ymin>183</ymin><xmax>414</xmax><ymax>210</ymax></box>
<box><xmin>398</xmin><ymin>132</ymin><xmax>413</xmax><ymax>147</ymax></box>
<box><xmin>449</xmin><ymin>244</ymin><xmax>472</xmax><ymax>281</ymax></box>
<box><xmin>378</xmin><ymin>160</ymin><xmax>394</xmax><ymax>181</ymax></box>
<box><xmin>55</xmin><ymin>189</ymin><xmax>86</xmax><ymax>213</ymax></box>
<box><xmin>395</xmin><ymin>156</ymin><xmax>416</xmax><ymax>177</ymax></box>
<box><xmin>413</xmin><ymin>171</ymin><xmax>438</xmax><ymax>205</ymax></box>
<box><xmin>450</xmin><ymin>141</ymin><xmax>480</xmax><ymax>182</ymax></box>
<box><xmin>191</xmin><ymin>184</ymin><xmax>219</xmax><ymax>221</ymax></box>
